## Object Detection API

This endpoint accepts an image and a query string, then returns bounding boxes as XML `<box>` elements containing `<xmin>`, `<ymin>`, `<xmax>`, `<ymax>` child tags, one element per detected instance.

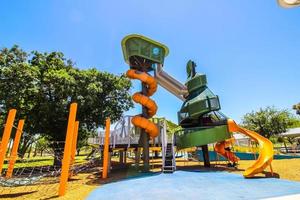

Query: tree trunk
<box><xmin>51</xmin><ymin>142</ymin><xmax>65</xmax><ymax>167</ymax></box>
<box><xmin>6</xmin><ymin>139</ymin><xmax>13</xmax><ymax>157</ymax></box>
<box><xmin>287</xmin><ymin>137</ymin><xmax>295</xmax><ymax>145</ymax></box>
<box><xmin>27</xmin><ymin>144</ymin><xmax>32</xmax><ymax>158</ymax></box>
<box><xmin>76</xmin><ymin>148</ymin><xmax>80</xmax><ymax>156</ymax></box>
<box><xmin>283</xmin><ymin>140</ymin><xmax>288</xmax><ymax>153</ymax></box>
<box><xmin>19</xmin><ymin>138</ymin><xmax>32</xmax><ymax>158</ymax></box>
<box><xmin>40</xmin><ymin>150</ymin><xmax>44</xmax><ymax>157</ymax></box>
<box><xmin>33</xmin><ymin>147</ymin><xmax>37</xmax><ymax>157</ymax></box>
<box><xmin>53</xmin><ymin>149</ymin><xmax>64</xmax><ymax>166</ymax></box>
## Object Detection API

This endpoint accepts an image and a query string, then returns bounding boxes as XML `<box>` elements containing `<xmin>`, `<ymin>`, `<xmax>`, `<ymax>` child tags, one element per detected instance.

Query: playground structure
<box><xmin>0</xmin><ymin>103</ymin><xmax>99</xmax><ymax>197</ymax></box>
<box><xmin>88</xmin><ymin>115</ymin><xmax>171</xmax><ymax>172</ymax></box>
<box><xmin>0</xmin><ymin>34</ymin><xmax>279</xmax><ymax>199</ymax></box>
<box><xmin>122</xmin><ymin>35</ymin><xmax>169</xmax><ymax>171</ymax></box>
<box><xmin>121</xmin><ymin>34</ymin><xmax>274</xmax><ymax>178</ymax></box>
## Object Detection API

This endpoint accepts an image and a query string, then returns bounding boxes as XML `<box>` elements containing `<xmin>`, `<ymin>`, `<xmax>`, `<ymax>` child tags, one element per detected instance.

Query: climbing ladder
<box><xmin>163</xmin><ymin>143</ymin><xmax>176</xmax><ymax>173</ymax></box>
<box><xmin>162</xmin><ymin>121</ymin><xmax>176</xmax><ymax>173</ymax></box>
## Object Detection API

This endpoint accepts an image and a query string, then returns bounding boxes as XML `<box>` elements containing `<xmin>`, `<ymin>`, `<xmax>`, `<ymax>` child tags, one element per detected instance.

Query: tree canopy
<box><xmin>241</xmin><ymin>106</ymin><xmax>300</xmax><ymax>138</ymax></box>
<box><xmin>0</xmin><ymin>45</ymin><xmax>133</xmax><ymax>157</ymax></box>
<box><xmin>293</xmin><ymin>103</ymin><xmax>300</xmax><ymax>115</ymax></box>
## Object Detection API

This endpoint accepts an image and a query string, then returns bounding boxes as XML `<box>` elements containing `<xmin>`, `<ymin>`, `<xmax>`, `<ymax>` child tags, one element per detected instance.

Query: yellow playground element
<box><xmin>126</xmin><ymin>69</ymin><xmax>159</xmax><ymax>138</ymax></box>
<box><xmin>227</xmin><ymin>119</ymin><xmax>274</xmax><ymax>178</ymax></box>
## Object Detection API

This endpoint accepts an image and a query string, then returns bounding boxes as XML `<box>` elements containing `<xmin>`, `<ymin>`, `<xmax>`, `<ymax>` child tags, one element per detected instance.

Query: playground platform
<box><xmin>86</xmin><ymin>171</ymin><xmax>300</xmax><ymax>200</ymax></box>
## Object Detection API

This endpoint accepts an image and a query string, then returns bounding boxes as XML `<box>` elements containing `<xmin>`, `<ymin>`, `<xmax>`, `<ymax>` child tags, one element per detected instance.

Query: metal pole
<box><xmin>201</xmin><ymin>145</ymin><xmax>210</xmax><ymax>167</ymax></box>
<box><xmin>141</xmin><ymin>80</ymin><xmax>150</xmax><ymax>172</ymax></box>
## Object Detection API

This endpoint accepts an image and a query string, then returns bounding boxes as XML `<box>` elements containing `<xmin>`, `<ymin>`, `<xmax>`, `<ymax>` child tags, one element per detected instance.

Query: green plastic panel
<box><xmin>188</xmin><ymin>96</ymin><xmax>220</xmax><ymax>117</ymax></box>
<box><xmin>178</xmin><ymin>96</ymin><xmax>221</xmax><ymax>124</ymax></box>
<box><xmin>186</xmin><ymin>74</ymin><xmax>207</xmax><ymax>93</ymax></box>
<box><xmin>175</xmin><ymin>125</ymin><xmax>231</xmax><ymax>149</ymax></box>
<box><xmin>121</xmin><ymin>34</ymin><xmax>169</xmax><ymax>65</ymax></box>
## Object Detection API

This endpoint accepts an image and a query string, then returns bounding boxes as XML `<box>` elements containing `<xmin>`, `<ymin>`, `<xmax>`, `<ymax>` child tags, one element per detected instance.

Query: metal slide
<box><xmin>227</xmin><ymin>119</ymin><xmax>274</xmax><ymax>178</ymax></box>
<box><xmin>154</xmin><ymin>64</ymin><xmax>188</xmax><ymax>101</ymax></box>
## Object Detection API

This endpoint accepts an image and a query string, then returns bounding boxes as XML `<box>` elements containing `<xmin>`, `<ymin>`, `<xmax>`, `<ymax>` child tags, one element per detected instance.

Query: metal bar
<box><xmin>141</xmin><ymin>80</ymin><xmax>150</xmax><ymax>171</ymax></box>
<box><xmin>201</xmin><ymin>145</ymin><xmax>211</xmax><ymax>167</ymax></box>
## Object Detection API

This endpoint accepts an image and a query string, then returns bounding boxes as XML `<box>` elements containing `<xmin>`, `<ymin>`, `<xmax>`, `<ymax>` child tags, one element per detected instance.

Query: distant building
<box><xmin>279</xmin><ymin>128</ymin><xmax>300</xmax><ymax>138</ymax></box>
<box><xmin>233</xmin><ymin>133</ymin><xmax>251</xmax><ymax>146</ymax></box>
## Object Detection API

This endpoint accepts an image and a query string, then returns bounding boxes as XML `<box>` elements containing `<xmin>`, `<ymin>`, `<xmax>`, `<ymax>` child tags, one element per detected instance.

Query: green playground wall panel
<box><xmin>175</xmin><ymin>125</ymin><xmax>231</xmax><ymax>149</ymax></box>
<box><xmin>186</xmin><ymin>74</ymin><xmax>207</xmax><ymax>93</ymax></box>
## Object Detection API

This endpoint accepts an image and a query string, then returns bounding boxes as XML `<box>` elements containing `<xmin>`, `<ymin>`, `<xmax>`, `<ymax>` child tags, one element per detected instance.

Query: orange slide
<box><xmin>126</xmin><ymin>69</ymin><xmax>159</xmax><ymax>138</ymax></box>
<box><xmin>214</xmin><ymin>138</ymin><xmax>240</xmax><ymax>163</ymax></box>
<box><xmin>226</xmin><ymin>119</ymin><xmax>274</xmax><ymax>178</ymax></box>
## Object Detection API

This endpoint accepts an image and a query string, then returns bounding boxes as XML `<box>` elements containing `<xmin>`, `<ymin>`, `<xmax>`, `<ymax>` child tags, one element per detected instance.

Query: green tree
<box><xmin>241</xmin><ymin>106</ymin><xmax>299</xmax><ymax>138</ymax></box>
<box><xmin>166</xmin><ymin>119</ymin><xmax>182</xmax><ymax>137</ymax></box>
<box><xmin>293</xmin><ymin>103</ymin><xmax>300</xmax><ymax>115</ymax></box>
<box><xmin>0</xmin><ymin>46</ymin><xmax>133</xmax><ymax>165</ymax></box>
<box><xmin>0</xmin><ymin>46</ymin><xmax>38</xmax><ymax>157</ymax></box>
<box><xmin>33</xmin><ymin>136</ymin><xmax>49</xmax><ymax>157</ymax></box>
<box><xmin>76</xmin><ymin>126</ymin><xmax>97</xmax><ymax>156</ymax></box>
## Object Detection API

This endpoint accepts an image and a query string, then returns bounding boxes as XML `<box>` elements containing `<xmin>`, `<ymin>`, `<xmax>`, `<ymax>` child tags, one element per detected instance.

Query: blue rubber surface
<box><xmin>196</xmin><ymin>150</ymin><xmax>300</xmax><ymax>161</ymax></box>
<box><xmin>86</xmin><ymin>171</ymin><xmax>300</xmax><ymax>200</ymax></box>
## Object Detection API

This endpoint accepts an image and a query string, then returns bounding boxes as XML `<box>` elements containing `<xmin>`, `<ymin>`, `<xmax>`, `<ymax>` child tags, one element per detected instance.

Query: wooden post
<box><xmin>69</xmin><ymin>121</ymin><xmax>79</xmax><ymax>177</ymax></box>
<box><xmin>0</xmin><ymin>109</ymin><xmax>17</xmax><ymax>174</ymax></box>
<box><xmin>102</xmin><ymin>118</ymin><xmax>110</xmax><ymax>179</ymax></box>
<box><xmin>124</xmin><ymin>150</ymin><xmax>127</xmax><ymax>164</ymax></box>
<box><xmin>58</xmin><ymin>103</ymin><xmax>77</xmax><ymax>196</ymax></box>
<box><xmin>108</xmin><ymin>150</ymin><xmax>111</xmax><ymax>174</ymax></box>
<box><xmin>134</xmin><ymin>147</ymin><xmax>140</xmax><ymax>168</ymax></box>
<box><xmin>6</xmin><ymin>119</ymin><xmax>25</xmax><ymax>178</ymax></box>
<box><xmin>119</xmin><ymin>150</ymin><xmax>124</xmax><ymax>164</ymax></box>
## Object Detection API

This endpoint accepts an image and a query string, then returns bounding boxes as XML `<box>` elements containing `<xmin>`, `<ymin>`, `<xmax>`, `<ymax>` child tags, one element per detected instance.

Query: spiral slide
<box><xmin>227</xmin><ymin>119</ymin><xmax>274</xmax><ymax>178</ymax></box>
<box><xmin>126</xmin><ymin>69</ymin><xmax>159</xmax><ymax>138</ymax></box>
<box><xmin>214</xmin><ymin>139</ymin><xmax>240</xmax><ymax>163</ymax></box>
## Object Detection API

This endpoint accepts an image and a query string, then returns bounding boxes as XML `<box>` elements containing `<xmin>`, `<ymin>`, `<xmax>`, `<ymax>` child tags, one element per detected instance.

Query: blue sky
<box><xmin>1</xmin><ymin>0</ymin><xmax>299</xmax><ymax>123</ymax></box>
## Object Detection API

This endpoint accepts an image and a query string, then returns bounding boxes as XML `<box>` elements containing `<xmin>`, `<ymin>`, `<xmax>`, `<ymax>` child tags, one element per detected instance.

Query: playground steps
<box><xmin>163</xmin><ymin>143</ymin><xmax>176</xmax><ymax>173</ymax></box>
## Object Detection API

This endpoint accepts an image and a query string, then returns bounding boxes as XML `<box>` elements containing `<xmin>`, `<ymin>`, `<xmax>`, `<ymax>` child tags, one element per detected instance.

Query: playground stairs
<box><xmin>163</xmin><ymin>143</ymin><xmax>176</xmax><ymax>173</ymax></box>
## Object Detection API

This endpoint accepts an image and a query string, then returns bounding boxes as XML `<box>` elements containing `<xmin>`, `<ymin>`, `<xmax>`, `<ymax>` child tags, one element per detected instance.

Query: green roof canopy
<box><xmin>121</xmin><ymin>34</ymin><xmax>169</xmax><ymax>65</ymax></box>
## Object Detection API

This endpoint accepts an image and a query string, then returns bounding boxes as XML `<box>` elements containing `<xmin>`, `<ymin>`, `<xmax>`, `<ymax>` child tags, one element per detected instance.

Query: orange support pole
<box><xmin>58</xmin><ymin>103</ymin><xmax>77</xmax><ymax>196</ymax></box>
<box><xmin>69</xmin><ymin>121</ymin><xmax>79</xmax><ymax>177</ymax></box>
<box><xmin>6</xmin><ymin>119</ymin><xmax>25</xmax><ymax>178</ymax></box>
<box><xmin>0</xmin><ymin>109</ymin><xmax>17</xmax><ymax>175</ymax></box>
<box><xmin>102</xmin><ymin>118</ymin><xmax>110</xmax><ymax>179</ymax></box>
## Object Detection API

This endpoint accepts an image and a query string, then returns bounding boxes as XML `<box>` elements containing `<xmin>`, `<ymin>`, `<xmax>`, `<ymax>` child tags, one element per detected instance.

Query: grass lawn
<box><xmin>2</xmin><ymin>155</ymin><xmax>91</xmax><ymax>169</ymax></box>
